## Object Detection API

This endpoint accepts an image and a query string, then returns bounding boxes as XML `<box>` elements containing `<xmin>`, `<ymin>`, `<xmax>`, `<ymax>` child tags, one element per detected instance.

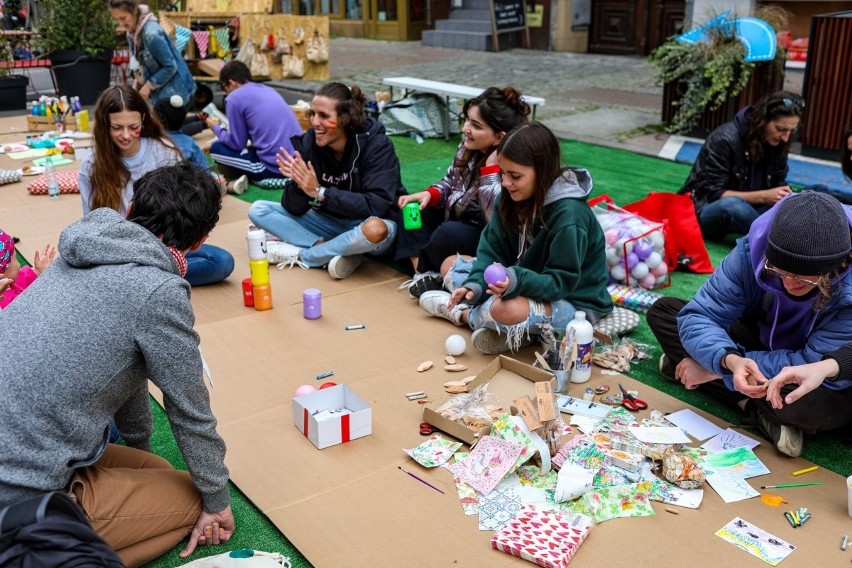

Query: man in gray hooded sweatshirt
<box><xmin>0</xmin><ymin>162</ymin><xmax>234</xmax><ymax>567</ymax></box>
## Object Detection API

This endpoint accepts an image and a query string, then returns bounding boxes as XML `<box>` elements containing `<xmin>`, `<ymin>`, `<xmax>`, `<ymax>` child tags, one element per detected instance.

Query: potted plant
<box><xmin>0</xmin><ymin>25</ymin><xmax>28</xmax><ymax>111</ymax></box>
<box><xmin>36</xmin><ymin>0</ymin><xmax>117</xmax><ymax>105</ymax></box>
<box><xmin>650</xmin><ymin>7</ymin><xmax>789</xmax><ymax>135</ymax></box>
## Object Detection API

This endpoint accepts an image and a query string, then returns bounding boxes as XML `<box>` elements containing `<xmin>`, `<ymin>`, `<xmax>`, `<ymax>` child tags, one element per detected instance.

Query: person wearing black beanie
<box><xmin>647</xmin><ymin>191</ymin><xmax>852</xmax><ymax>457</ymax></box>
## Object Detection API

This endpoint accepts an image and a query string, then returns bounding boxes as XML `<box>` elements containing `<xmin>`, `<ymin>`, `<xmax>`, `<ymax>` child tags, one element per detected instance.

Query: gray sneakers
<box><xmin>471</xmin><ymin>327</ymin><xmax>533</xmax><ymax>354</ymax></box>
<box><xmin>328</xmin><ymin>255</ymin><xmax>364</xmax><ymax>279</ymax></box>
<box><xmin>756</xmin><ymin>412</ymin><xmax>803</xmax><ymax>458</ymax></box>
<box><xmin>398</xmin><ymin>271</ymin><xmax>444</xmax><ymax>299</ymax></box>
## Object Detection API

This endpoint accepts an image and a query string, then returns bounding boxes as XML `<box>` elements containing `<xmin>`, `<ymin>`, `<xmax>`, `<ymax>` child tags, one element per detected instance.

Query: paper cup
<box><xmin>847</xmin><ymin>475</ymin><xmax>852</xmax><ymax>518</ymax></box>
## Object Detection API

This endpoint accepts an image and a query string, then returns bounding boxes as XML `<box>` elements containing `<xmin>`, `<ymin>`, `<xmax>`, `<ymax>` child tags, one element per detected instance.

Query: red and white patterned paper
<box><xmin>490</xmin><ymin>505</ymin><xmax>593</xmax><ymax>568</ymax></box>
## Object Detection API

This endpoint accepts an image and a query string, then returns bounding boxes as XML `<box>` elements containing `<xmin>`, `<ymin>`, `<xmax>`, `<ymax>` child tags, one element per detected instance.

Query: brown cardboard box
<box><xmin>196</xmin><ymin>57</ymin><xmax>225</xmax><ymax>79</ymax></box>
<box><xmin>423</xmin><ymin>355</ymin><xmax>556</xmax><ymax>446</ymax></box>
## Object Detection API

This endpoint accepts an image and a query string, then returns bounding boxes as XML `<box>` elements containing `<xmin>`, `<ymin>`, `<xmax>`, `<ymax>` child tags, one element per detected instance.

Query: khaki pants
<box><xmin>68</xmin><ymin>444</ymin><xmax>202</xmax><ymax>567</ymax></box>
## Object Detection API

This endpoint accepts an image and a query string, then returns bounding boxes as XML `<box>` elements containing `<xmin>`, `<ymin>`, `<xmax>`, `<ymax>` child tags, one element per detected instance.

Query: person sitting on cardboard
<box><xmin>0</xmin><ymin>162</ymin><xmax>235</xmax><ymax>567</ymax></box>
<box><xmin>206</xmin><ymin>60</ymin><xmax>303</xmax><ymax>184</ymax></box>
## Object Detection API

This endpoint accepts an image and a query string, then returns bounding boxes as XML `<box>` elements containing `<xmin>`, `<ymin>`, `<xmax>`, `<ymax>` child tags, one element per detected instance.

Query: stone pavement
<box><xmin>14</xmin><ymin>37</ymin><xmax>806</xmax><ymax>159</ymax></box>
<box><xmin>274</xmin><ymin>37</ymin><xmax>805</xmax><ymax>159</ymax></box>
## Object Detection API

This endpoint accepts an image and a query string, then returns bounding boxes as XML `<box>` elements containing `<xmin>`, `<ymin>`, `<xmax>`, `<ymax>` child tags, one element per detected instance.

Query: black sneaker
<box><xmin>658</xmin><ymin>354</ymin><xmax>677</xmax><ymax>381</ymax></box>
<box><xmin>756</xmin><ymin>412</ymin><xmax>803</xmax><ymax>458</ymax></box>
<box><xmin>408</xmin><ymin>272</ymin><xmax>444</xmax><ymax>299</ymax></box>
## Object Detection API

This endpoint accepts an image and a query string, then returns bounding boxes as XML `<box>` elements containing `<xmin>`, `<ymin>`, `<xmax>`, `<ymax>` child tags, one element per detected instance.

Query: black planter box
<box><xmin>50</xmin><ymin>50</ymin><xmax>112</xmax><ymax>106</ymax></box>
<box><xmin>0</xmin><ymin>75</ymin><xmax>28</xmax><ymax>111</ymax></box>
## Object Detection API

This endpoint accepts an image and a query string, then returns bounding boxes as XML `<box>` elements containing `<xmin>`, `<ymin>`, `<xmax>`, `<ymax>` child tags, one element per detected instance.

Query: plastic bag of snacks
<box><xmin>589</xmin><ymin>195</ymin><xmax>669</xmax><ymax>289</ymax></box>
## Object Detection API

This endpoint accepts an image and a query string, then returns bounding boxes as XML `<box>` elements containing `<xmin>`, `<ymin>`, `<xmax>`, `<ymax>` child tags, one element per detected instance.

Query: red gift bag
<box><xmin>623</xmin><ymin>191</ymin><xmax>713</xmax><ymax>274</ymax></box>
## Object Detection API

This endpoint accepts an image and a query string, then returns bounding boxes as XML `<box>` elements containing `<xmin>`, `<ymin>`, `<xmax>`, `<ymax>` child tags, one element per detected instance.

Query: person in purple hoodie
<box><xmin>647</xmin><ymin>191</ymin><xmax>852</xmax><ymax>457</ymax></box>
<box><xmin>206</xmin><ymin>60</ymin><xmax>303</xmax><ymax>182</ymax></box>
<box><xmin>678</xmin><ymin>91</ymin><xmax>821</xmax><ymax>242</ymax></box>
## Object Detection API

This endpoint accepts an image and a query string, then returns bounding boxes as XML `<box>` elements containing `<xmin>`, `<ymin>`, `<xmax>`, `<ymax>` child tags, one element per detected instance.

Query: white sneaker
<box><xmin>328</xmin><ymin>255</ymin><xmax>364</xmax><ymax>279</ymax></box>
<box><xmin>267</xmin><ymin>241</ymin><xmax>307</xmax><ymax>270</ymax></box>
<box><xmin>419</xmin><ymin>290</ymin><xmax>466</xmax><ymax>326</ymax></box>
<box><xmin>228</xmin><ymin>174</ymin><xmax>248</xmax><ymax>195</ymax></box>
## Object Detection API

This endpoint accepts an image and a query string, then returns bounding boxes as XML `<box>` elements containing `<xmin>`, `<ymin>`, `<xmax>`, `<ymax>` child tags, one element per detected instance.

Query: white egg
<box><xmin>631</xmin><ymin>262</ymin><xmax>649</xmax><ymax>279</ymax></box>
<box><xmin>445</xmin><ymin>334</ymin><xmax>467</xmax><ymax>356</ymax></box>
<box><xmin>645</xmin><ymin>251</ymin><xmax>663</xmax><ymax>269</ymax></box>
<box><xmin>609</xmin><ymin>264</ymin><xmax>627</xmax><ymax>282</ymax></box>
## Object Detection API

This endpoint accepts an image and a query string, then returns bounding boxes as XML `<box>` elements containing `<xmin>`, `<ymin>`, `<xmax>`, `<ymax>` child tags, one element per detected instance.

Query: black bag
<box><xmin>0</xmin><ymin>491</ymin><xmax>124</xmax><ymax>567</ymax></box>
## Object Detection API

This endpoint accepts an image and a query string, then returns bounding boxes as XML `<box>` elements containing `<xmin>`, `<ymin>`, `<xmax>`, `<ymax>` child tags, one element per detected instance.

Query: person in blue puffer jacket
<box><xmin>647</xmin><ymin>191</ymin><xmax>852</xmax><ymax>457</ymax></box>
<box><xmin>110</xmin><ymin>0</ymin><xmax>196</xmax><ymax>107</ymax></box>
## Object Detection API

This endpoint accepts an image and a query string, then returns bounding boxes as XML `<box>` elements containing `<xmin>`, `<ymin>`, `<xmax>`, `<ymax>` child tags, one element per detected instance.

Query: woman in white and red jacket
<box><xmin>395</xmin><ymin>87</ymin><xmax>530</xmax><ymax>298</ymax></box>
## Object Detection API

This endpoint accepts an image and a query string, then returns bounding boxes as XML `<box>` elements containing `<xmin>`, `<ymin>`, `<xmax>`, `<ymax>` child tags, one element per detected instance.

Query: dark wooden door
<box><xmin>589</xmin><ymin>0</ymin><xmax>684</xmax><ymax>55</ymax></box>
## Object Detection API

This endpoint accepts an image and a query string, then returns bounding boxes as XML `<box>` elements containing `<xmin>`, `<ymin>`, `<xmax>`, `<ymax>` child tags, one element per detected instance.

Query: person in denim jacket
<box><xmin>110</xmin><ymin>0</ymin><xmax>196</xmax><ymax>106</ymax></box>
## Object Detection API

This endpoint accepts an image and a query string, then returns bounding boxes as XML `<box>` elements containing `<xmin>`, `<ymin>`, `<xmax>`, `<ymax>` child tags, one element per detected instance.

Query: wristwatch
<box><xmin>310</xmin><ymin>186</ymin><xmax>325</xmax><ymax>205</ymax></box>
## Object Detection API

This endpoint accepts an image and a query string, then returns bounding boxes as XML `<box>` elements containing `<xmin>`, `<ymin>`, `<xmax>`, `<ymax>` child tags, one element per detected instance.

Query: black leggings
<box><xmin>394</xmin><ymin>207</ymin><xmax>481</xmax><ymax>274</ymax></box>
<box><xmin>646</xmin><ymin>297</ymin><xmax>852</xmax><ymax>435</ymax></box>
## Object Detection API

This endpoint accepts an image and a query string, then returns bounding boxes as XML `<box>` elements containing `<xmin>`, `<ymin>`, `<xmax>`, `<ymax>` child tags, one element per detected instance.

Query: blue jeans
<box><xmin>447</xmin><ymin>256</ymin><xmax>578</xmax><ymax>337</ymax></box>
<box><xmin>185</xmin><ymin>244</ymin><xmax>235</xmax><ymax>286</ymax></box>
<box><xmin>698</xmin><ymin>197</ymin><xmax>769</xmax><ymax>242</ymax></box>
<box><xmin>248</xmin><ymin>200</ymin><xmax>397</xmax><ymax>267</ymax></box>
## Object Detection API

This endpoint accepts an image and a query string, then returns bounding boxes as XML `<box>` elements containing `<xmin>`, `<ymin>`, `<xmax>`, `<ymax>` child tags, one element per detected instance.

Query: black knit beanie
<box><xmin>153</xmin><ymin>95</ymin><xmax>187</xmax><ymax>132</ymax></box>
<box><xmin>766</xmin><ymin>191</ymin><xmax>850</xmax><ymax>276</ymax></box>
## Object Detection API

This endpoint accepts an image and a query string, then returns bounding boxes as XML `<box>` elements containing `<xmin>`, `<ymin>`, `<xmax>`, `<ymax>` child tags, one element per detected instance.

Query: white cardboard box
<box><xmin>292</xmin><ymin>384</ymin><xmax>372</xmax><ymax>449</ymax></box>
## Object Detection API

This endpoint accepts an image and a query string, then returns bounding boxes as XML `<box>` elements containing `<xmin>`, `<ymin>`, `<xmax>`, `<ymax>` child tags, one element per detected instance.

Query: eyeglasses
<box><xmin>767</xmin><ymin>97</ymin><xmax>804</xmax><ymax>114</ymax></box>
<box><xmin>763</xmin><ymin>259</ymin><xmax>820</xmax><ymax>287</ymax></box>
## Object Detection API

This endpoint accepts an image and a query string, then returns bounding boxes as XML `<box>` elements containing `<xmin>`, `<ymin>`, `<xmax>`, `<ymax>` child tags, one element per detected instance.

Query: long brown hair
<box><xmin>746</xmin><ymin>90</ymin><xmax>803</xmax><ymax>162</ymax></box>
<box><xmin>457</xmin><ymin>86</ymin><xmax>530</xmax><ymax>171</ymax></box>
<box><xmin>89</xmin><ymin>85</ymin><xmax>171</xmax><ymax>212</ymax></box>
<box><xmin>495</xmin><ymin>122</ymin><xmax>563</xmax><ymax>236</ymax></box>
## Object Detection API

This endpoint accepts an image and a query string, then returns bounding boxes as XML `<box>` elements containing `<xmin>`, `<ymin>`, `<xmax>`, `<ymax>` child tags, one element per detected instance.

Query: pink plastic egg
<box><xmin>650</xmin><ymin>262</ymin><xmax>669</xmax><ymax>277</ymax></box>
<box><xmin>294</xmin><ymin>384</ymin><xmax>316</xmax><ymax>397</ymax></box>
<box><xmin>639</xmin><ymin>273</ymin><xmax>657</xmax><ymax>289</ymax></box>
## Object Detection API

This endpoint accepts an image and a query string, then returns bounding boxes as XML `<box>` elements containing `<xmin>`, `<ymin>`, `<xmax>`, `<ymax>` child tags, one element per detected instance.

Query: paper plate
<box><xmin>0</xmin><ymin>144</ymin><xmax>29</xmax><ymax>153</ymax></box>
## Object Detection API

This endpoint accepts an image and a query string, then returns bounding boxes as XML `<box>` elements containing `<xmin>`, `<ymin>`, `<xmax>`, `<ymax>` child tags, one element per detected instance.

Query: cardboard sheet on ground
<box><xmin>2</xmin><ymin>111</ymin><xmax>850</xmax><ymax>567</ymax></box>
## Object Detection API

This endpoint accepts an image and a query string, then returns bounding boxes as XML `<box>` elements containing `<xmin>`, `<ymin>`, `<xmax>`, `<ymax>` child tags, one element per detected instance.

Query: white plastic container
<box><xmin>567</xmin><ymin>311</ymin><xmax>594</xmax><ymax>383</ymax></box>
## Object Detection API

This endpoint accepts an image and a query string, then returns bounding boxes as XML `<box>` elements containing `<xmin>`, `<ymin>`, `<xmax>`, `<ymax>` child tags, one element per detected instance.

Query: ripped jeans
<box><xmin>447</xmin><ymin>256</ymin><xmax>580</xmax><ymax>349</ymax></box>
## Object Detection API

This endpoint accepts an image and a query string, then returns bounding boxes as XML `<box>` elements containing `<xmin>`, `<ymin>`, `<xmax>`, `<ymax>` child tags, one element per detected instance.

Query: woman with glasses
<box><xmin>647</xmin><ymin>191</ymin><xmax>852</xmax><ymax>457</ymax></box>
<box><xmin>678</xmin><ymin>90</ymin><xmax>815</xmax><ymax>242</ymax></box>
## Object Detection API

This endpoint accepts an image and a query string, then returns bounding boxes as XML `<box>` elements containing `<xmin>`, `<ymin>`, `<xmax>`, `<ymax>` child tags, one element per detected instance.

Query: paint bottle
<box><xmin>249</xmin><ymin>259</ymin><xmax>270</xmax><ymax>286</ymax></box>
<box><xmin>246</xmin><ymin>225</ymin><xmax>267</xmax><ymax>261</ymax></box>
<box><xmin>303</xmin><ymin>288</ymin><xmax>321</xmax><ymax>319</ymax></box>
<box><xmin>253</xmin><ymin>283</ymin><xmax>273</xmax><ymax>311</ymax></box>
<box><xmin>567</xmin><ymin>311</ymin><xmax>594</xmax><ymax>383</ymax></box>
<box><xmin>403</xmin><ymin>202</ymin><xmax>422</xmax><ymax>230</ymax></box>
<box><xmin>242</xmin><ymin>277</ymin><xmax>254</xmax><ymax>307</ymax></box>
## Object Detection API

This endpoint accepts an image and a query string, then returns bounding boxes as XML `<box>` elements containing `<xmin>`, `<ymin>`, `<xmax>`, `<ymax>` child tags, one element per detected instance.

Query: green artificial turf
<box><xmin>141</xmin><ymin>134</ymin><xmax>849</xmax><ymax>566</ymax></box>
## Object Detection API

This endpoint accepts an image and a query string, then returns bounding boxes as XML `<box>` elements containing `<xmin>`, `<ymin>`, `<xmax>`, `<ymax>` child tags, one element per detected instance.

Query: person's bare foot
<box><xmin>675</xmin><ymin>357</ymin><xmax>720</xmax><ymax>390</ymax></box>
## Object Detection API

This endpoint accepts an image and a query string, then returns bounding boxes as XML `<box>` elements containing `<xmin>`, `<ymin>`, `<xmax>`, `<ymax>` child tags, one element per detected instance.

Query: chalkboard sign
<box><xmin>492</xmin><ymin>0</ymin><xmax>526</xmax><ymax>31</ymax></box>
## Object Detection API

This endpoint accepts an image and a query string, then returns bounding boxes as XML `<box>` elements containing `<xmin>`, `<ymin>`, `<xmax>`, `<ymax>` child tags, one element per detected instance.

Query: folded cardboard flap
<box><xmin>292</xmin><ymin>384</ymin><xmax>372</xmax><ymax>449</ymax></box>
<box><xmin>422</xmin><ymin>355</ymin><xmax>556</xmax><ymax>446</ymax></box>
<box><xmin>197</xmin><ymin>58</ymin><xmax>225</xmax><ymax>79</ymax></box>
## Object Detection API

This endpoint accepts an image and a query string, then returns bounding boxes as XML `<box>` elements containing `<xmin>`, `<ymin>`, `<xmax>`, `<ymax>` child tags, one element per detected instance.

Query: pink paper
<box><xmin>491</xmin><ymin>505</ymin><xmax>593</xmax><ymax>568</ymax></box>
<box><xmin>447</xmin><ymin>435</ymin><xmax>523</xmax><ymax>495</ymax></box>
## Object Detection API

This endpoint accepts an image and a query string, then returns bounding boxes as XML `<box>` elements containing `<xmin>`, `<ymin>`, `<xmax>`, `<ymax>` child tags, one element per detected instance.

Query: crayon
<box><xmin>345</xmin><ymin>324</ymin><xmax>366</xmax><ymax>330</ymax></box>
<box><xmin>791</xmin><ymin>466</ymin><xmax>818</xmax><ymax>476</ymax></box>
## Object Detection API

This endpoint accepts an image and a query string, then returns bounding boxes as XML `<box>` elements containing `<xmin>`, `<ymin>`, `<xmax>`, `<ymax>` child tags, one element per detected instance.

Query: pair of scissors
<box><xmin>419</xmin><ymin>422</ymin><xmax>434</xmax><ymax>436</ymax></box>
<box><xmin>618</xmin><ymin>383</ymin><xmax>648</xmax><ymax>411</ymax></box>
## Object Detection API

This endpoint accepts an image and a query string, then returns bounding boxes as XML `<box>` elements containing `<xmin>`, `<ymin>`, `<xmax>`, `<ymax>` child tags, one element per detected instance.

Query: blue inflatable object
<box><xmin>676</xmin><ymin>10</ymin><xmax>777</xmax><ymax>62</ymax></box>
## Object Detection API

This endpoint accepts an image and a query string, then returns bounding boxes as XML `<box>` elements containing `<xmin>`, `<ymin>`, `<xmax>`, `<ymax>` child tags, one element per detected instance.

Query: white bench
<box><xmin>382</xmin><ymin>76</ymin><xmax>546</xmax><ymax>140</ymax></box>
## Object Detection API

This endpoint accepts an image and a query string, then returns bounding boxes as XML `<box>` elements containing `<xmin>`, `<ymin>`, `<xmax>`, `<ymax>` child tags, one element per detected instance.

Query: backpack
<box><xmin>0</xmin><ymin>491</ymin><xmax>124</xmax><ymax>567</ymax></box>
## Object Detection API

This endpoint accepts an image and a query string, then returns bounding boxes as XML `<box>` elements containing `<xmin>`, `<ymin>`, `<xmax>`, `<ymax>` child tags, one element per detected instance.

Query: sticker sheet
<box><xmin>447</xmin><ymin>435</ymin><xmax>524</xmax><ymax>496</ymax></box>
<box><xmin>716</xmin><ymin>517</ymin><xmax>796</xmax><ymax>566</ymax></box>
<box><xmin>404</xmin><ymin>434</ymin><xmax>463</xmax><ymax>468</ymax></box>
